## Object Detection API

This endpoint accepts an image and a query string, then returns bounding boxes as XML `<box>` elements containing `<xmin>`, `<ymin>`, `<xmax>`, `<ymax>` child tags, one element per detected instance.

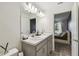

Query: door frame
<box><xmin>71</xmin><ymin>2</ymin><xmax>78</xmax><ymax>56</ymax></box>
<box><xmin>53</xmin><ymin>11</ymin><xmax>72</xmax><ymax>55</ymax></box>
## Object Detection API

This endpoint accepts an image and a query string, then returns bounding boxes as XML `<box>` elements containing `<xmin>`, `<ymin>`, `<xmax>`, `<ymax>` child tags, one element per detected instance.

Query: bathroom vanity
<box><xmin>21</xmin><ymin>33</ymin><xmax>52</xmax><ymax>56</ymax></box>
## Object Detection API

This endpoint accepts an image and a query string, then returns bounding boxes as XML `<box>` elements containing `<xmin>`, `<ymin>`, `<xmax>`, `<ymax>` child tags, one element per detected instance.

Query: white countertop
<box><xmin>21</xmin><ymin>33</ymin><xmax>52</xmax><ymax>46</ymax></box>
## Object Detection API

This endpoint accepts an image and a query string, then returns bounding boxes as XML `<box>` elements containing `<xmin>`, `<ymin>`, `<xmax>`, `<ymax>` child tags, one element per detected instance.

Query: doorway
<box><xmin>54</xmin><ymin>11</ymin><xmax>71</xmax><ymax>56</ymax></box>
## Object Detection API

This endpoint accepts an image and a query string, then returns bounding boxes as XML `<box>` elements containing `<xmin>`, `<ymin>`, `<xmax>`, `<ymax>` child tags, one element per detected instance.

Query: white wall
<box><xmin>21</xmin><ymin>10</ymin><xmax>30</xmax><ymax>34</ymax></box>
<box><xmin>0</xmin><ymin>3</ymin><xmax>21</xmax><ymax>51</ymax></box>
<box><xmin>69</xmin><ymin>3</ymin><xmax>78</xmax><ymax>56</ymax></box>
<box><xmin>37</xmin><ymin>13</ymin><xmax>54</xmax><ymax>33</ymax></box>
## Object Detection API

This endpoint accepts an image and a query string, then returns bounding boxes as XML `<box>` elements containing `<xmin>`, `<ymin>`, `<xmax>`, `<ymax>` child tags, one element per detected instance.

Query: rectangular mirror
<box><xmin>30</xmin><ymin>18</ymin><xmax>36</xmax><ymax>33</ymax></box>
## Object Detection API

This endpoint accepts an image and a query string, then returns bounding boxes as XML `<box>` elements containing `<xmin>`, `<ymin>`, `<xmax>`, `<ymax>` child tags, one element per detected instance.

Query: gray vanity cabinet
<box><xmin>37</xmin><ymin>44</ymin><xmax>47</xmax><ymax>56</ymax></box>
<box><xmin>22</xmin><ymin>35</ymin><xmax>52</xmax><ymax>56</ymax></box>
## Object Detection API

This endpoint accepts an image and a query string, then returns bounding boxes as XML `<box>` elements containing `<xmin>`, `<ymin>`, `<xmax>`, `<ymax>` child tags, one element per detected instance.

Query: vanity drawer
<box><xmin>36</xmin><ymin>39</ymin><xmax>47</xmax><ymax>51</ymax></box>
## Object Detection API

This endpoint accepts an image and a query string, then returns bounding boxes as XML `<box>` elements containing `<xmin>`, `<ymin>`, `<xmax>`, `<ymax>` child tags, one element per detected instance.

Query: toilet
<box><xmin>5</xmin><ymin>48</ymin><xmax>19</xmax><ymax>56</ymax></box>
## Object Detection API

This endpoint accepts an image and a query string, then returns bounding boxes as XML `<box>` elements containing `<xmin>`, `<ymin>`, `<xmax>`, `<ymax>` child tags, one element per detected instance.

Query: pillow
<box><xmin>55</xmin><ymin>22</ymin><xmax>62</xmax><ymax>36</ymax></box>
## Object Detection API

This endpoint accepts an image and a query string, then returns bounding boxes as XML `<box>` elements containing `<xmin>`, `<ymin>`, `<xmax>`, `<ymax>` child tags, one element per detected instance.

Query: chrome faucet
<box><xmin>0</xmin><ymin>43</ymin><xmax>9</xmax><ymax>54</ymax></box>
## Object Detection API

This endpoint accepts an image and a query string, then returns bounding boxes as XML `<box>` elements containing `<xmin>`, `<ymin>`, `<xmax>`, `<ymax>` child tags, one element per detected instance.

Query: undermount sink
<box><xmin>22</xmin><ymin>35</ymin><xmax>44</xmax><ymax>46</ymax></box>
<box><xmin>28</xmin><ymin>33</ymin><xmax>47</xmax><ymax>40</ymax></box>
<box><xmin>28</xmin><ymin>36</ymin><xmax>42</xmax><ymax>41</ymax></box>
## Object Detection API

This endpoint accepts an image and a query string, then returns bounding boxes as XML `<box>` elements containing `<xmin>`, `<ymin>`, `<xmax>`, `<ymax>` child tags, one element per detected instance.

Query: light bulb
<box><xmin>31</xmin><ymin>6</ymin><xmax>35</xmax><ymax>13</ymax></box>
<box><xmin>28</xmin><ymin>3</ymin><xmax>32</xmax><ymax>9</ymax></box>
<box><xmin>34</xmin><ymin>8</ymin><xmax>37</xmax><ymax>13</ymax></box>
<box><xmin>39</xmin><ymin>11</ymin><xmax>45</xmax><ymax>17</ymax></box>
<box><xmin>22</xmin><ymin>3</ymin><xmax>29</xmax><ymax>10</ymax></box>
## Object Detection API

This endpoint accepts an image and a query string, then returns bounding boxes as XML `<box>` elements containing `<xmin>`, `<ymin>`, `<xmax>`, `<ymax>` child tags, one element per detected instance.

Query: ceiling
<box><xmin>31</xmin><ymin>2</ymin><xmax>74</xmax><ymax>15</ymax></box>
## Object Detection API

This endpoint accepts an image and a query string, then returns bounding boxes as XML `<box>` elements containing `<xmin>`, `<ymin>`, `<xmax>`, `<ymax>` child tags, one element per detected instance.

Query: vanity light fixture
<box><xmin>28</xmin><ymin>3</ymin><xmax>32</xmax><ymax>10</ymax></box>
<box><xmin>31</xmin><ymin>6</ymin><xmax>35</xmax><ymax>13</ymax></box>
<box><xmin>37</xmin><ymin>11</ymin><xmax>45</xmax><ymax>17</ymax></box>
<box><xmin>22</xmin><ymin>2</ymin><xmax>45</xmax><ymax>17</ymax></box>
<box><xmin>34</xmin><ymin>8</ymin><xmax>37</xmax><ymax>13</ymax></box>
<box><xmin>39</xmin><ymin>11</ymin><xmax>45</xmax><ymax>17</ymax></box>
<box><xmin>22</xmin><ymin>3</ymin><xmax>28</xmax><ymax>10</ymax></box>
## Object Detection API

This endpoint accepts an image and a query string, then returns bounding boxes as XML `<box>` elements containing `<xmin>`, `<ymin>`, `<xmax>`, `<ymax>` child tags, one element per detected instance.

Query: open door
<box><xmin>70</xmin><ymin>3</ymin><xmax>78</xmax><ymax>56</ymax></box>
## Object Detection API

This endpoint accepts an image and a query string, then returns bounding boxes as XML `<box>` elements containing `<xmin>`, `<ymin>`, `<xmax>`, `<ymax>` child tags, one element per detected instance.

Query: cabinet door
<box><xmin>22</xmin><ymin>43</ymin><xmax>36</xmax><ymax>56</ymax></box>
<box><xmin>48</xmin><ymin>37</ymin><xmax>52</xmax><ymax>55</ymax></box>
<box><xmin>37</xmin><ymin>44</ymin><xmax>47</xmax><ymax>56</ymax></box>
